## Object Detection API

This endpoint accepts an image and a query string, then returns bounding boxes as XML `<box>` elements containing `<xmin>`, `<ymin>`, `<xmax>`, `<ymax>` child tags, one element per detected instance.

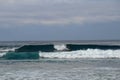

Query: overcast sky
<box><xmin>0</xmin><ymin>0</ymin><xmax>120</xmax><ymax>41</ymax></box>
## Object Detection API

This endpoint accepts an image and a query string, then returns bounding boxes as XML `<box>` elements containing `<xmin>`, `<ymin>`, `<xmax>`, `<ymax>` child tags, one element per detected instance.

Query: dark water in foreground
<box><xmin>0</xmin><ymin>59</ymin><xmax>120</xmax><ymax>80</ymax></box>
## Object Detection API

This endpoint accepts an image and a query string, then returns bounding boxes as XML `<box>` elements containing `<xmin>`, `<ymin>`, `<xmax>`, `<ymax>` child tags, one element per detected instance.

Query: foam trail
<box><xmin>39</xmin><ymin>49</ymin><xmax>120</xmax><ymax>58</ymax></box>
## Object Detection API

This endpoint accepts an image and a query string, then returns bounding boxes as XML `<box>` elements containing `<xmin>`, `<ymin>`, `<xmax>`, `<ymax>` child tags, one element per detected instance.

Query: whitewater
<box><xmin>40</xmin><ymin>49</ymin><xmax>120</xmax><ymax>58</ymax></box>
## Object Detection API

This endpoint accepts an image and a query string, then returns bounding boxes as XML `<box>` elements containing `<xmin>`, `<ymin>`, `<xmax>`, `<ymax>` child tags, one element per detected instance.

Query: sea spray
<box><xmin>54</xmin><ymin>44</ymin><xmax>68</xmax><ymax>51</ymax></box>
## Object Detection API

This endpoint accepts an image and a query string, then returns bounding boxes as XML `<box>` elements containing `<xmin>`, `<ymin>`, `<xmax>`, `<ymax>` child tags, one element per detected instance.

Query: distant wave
<box><xmin>15</xmin><ymin>44</ymin><xmax>120</xmax><ymax>52</ymax></box>
<box><xmin>67</xmin><ymin>44</ymin><xmax>120</xmax><ymax>50</ymax></box>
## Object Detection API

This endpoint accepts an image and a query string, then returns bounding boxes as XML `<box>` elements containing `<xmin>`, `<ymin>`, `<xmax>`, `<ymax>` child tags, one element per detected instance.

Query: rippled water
<box><xmin>0</xmin><ymin>59</ymin><xmax>120</xmax><ymax>80</ymax></box>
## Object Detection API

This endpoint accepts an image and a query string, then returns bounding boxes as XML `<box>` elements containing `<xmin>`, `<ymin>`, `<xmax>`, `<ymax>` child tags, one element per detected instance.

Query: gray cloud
<box><xmin>0</xmin><ymin>0</ymin><xmax>119</xmax><ymax>27</ymax></box>
<box><xmin>0</xmin><ymin>0</ymin><xmax>120</xmax><ymax>40</ymax></box>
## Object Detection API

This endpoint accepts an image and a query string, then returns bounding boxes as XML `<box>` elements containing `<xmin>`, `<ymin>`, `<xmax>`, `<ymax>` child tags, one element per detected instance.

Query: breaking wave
<box><xmin>1</xmin><ymin>43</ymin><xmax>120</xmax><ymax>59</ymax></box>
<box><xmin>39</xmin><ymin>49</ymin><xmax>120</xmax><ymax>59</ymax></box>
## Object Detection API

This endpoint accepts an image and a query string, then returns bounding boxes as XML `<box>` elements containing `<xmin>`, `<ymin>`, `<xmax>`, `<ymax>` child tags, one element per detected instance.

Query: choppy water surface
<box><xmin>0</xmin><ymin>59</ymin><xmax>120</xmax><ymax>80</ymax></box>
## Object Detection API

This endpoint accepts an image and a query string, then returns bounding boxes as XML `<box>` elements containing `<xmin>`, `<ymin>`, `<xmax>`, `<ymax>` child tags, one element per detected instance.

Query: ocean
<box><xmin>0</xmin><ymin>40</ymin><xmax>120</xmax><ymax>80</ymax></box>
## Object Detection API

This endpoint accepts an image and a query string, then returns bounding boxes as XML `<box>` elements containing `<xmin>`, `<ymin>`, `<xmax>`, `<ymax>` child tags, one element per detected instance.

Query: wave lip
<box><xmin>39</xmin><ymin>49</ymin><xmax>120</xmax><ymax>59</ymax></box>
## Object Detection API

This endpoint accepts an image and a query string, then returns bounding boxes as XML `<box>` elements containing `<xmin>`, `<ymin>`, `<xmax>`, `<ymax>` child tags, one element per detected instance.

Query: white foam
<box><xmin>54</xmin><ymin>44</ymin><xmax>68</xmax><ymax>51</ymax></box>
<box><xmin>0</xmin><ymin>48</ymin><xmax>16</xmax><ymax>52</ymax></box>
<box><xmin>39</xmin><ymin>49</ymin><xmax>120</xmax><ymax>58</ymax></box>
<box><xmin>0</xmin><ymin>47</ymin><xmax>17</xmax><ymax>57</ymax></box>
<box><xmin>0</xmin><ymin>52</ymin><xmax>6</xmax><ymax>57</ymax></box>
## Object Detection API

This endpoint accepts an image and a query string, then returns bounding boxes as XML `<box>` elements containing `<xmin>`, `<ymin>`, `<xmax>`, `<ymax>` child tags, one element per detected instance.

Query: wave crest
<box><xmin>54</xmin><ymin>44</ymin><xmax>68</xmax><ymax>51</ymax></box>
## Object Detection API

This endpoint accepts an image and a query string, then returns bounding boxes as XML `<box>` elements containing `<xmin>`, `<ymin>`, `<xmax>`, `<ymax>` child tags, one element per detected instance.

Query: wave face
<box><xmin>3</xmin><ymin>52</ymin><xmax>39</xmax><ymax>60</ymax></box>
<box><xmin>39</xmin><ymin>49</ymin><xmax>120</xmax><ymax>58</ymax></box>
<box><xmin>15</xmin><ymin>45</ymin><xmax>55</xmax><ymax>52</ymax></box>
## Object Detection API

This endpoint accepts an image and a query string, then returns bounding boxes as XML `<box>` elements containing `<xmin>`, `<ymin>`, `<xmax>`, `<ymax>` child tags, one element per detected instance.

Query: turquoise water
<box><xmin>3</xmin><ymin>52</ymin><xmax>39</xmax><ymax>60</ymax></box>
